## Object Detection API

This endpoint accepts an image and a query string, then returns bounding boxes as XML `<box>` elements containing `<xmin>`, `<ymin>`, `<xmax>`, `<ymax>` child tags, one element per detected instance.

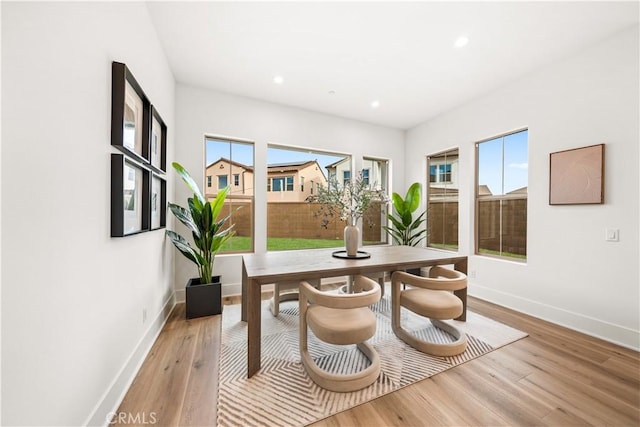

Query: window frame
<box><xmin>426</xmin><ymin>148</ymin><xmax>459</xmax><ymax>251</ymax></box>
<box><xmin>265</xmin><ymin>143</ymin><xmax>353</xmax><ymax>252</ymax></box>
<box><xmin>361</xmin><ymin>156</ymin><xmax>390</xmax><ymax>247</ymax></box>
<box><xmin>204</xmin><ymin>135</ymin><xmax>255</xmax><ymax>254</ymax></box>
<box><xmin>474</xmin><ymin>128</ymin><xmax>528</xmax><ymax>261</ymax></box>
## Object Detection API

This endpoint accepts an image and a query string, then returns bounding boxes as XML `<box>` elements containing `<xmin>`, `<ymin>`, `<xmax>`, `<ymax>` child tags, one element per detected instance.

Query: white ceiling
<box><xmin>147</xmin><ymin>1</ymin><xmax>639</xmax><ymax>130</ymax></box>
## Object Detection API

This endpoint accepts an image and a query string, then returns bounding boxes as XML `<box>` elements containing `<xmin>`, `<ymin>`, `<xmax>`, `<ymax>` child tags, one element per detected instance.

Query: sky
<box><xmin>206</xmin><ymin>131</ymin><xmax>528</xmax><ymax>194</ymax></box>
<box><xmin>206</xmin><ymin>139</ymin><xmax>346</xmax><ymax>176</ymax></box>
<box><xmin>477</xmin><ymin>129</ymin><xmax>528</xmax><ymax>195</ymax></box>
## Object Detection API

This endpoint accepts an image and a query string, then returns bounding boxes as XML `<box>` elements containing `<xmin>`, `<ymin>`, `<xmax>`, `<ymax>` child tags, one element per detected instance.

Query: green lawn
<box><xmin>428</xmin><ymin>243</ymin><xmax>459</xmax><ymax>251</ymax></box>
<box><xmin>221</xmin><ymin>236</ymin><xmax>345</xmax><ymax>252</ymax></box>
<box><xmin>220</xmin><ymin>236</ymin><xmax>383</xmax><ymax>252</ymax></box>
<box><xmin>477</xmin><ymin>248</ymin><xmax>527</xmax><ymax>260</ymax></box>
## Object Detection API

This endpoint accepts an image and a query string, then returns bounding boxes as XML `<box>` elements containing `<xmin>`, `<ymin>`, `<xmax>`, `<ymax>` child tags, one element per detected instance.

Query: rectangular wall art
<box><xmin>110</xmin><ymin>61</ymin><xmax>167</xmax><ymax>237</ymax></box>
<box><xmin>549</xmin><ymin>143</ymin><xmax>604</xmax><ymax>205</ymax></box>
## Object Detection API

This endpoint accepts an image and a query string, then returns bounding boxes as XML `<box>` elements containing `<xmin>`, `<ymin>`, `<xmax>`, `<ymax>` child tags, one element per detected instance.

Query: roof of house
<box><xmin>206</xmin><ymin>157</ymin><xmax>254</xmax><ymax>171</ymax></box>
<box><xmin>206</xmin><ymin>157</ymin><xmax>325</xmax><ymax>175</ymax></box>
<box><xmin>267</xmin><ymin>160</ymin><xmax>319</xmax><ymax>173</ymax></box>
<box><xmin>507</xmin><ymin>186</ymin><xmax>528</xmax><ymax>195</ymax></box>
<box><xmin>477</xmin><ymin>185</ymin><xmax>528</xmax><ymax>196</ymax></box>
<box><xmin>325</xmin><ymin>157</ymin><xmax>350</xmax><ymax>168</ymax></box>
<box><xmin>477</xmin><ymin>185</ymin><xmax>493</xmax><ymax>196</ymax></box>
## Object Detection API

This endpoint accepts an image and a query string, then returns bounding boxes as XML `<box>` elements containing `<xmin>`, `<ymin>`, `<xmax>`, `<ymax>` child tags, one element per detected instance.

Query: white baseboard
<box><xmin>84</xmin><ymin>294</ymin><xmax>176</xmax><ymax>426</ymax></box>
<box><xmin>469</xmin><ymin>283</ymin><xmax>640</xmax><ymax>351</ymax></box>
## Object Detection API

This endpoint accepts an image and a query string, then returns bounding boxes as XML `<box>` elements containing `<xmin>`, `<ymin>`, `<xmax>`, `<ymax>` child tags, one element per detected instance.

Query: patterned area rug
<box><xmin>217</xmin><ymin>290</ymin><xmax>527</xmax><ymax>426</ymax></box>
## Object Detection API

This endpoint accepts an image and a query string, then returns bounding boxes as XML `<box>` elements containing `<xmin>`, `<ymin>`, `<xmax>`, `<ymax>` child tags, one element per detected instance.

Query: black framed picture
<box><xmin>150</xmin><ymin>173</ymin><xmax>167</xmax><ymax>230</ymax></box>
<box><xmin>111</xmin><ymin>154</ymin><xmax>150</xmax><ymax>237</ymax></box>
<box><xmin>111</xmin><ymin>62</ymin><xmax>151</xmax><ymax>163</ymax></box>
<box><xmin>150</xmin><ymin>106</ymin><xmax>167</xmax><ymax>173</ymax></box>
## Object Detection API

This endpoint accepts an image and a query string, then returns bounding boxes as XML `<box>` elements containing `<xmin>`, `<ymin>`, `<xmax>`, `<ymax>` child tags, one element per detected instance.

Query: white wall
<box><xmin>406</xmin><ymin>26</ymin><xmax>640</xmax><ymax>349</ymax></box>
<box><xmin>2</xmin><ymin>2</ymin><xmax>175</xmax><ymax>425</ymax></box>
<box><xmin>174</xmin><ymin>85</ymin><xmax>405</xmax><ymax>298</ymax></box>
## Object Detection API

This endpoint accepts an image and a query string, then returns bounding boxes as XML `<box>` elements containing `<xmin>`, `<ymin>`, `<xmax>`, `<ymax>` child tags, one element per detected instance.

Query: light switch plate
<box><xmin>606</xmin><ymin>228</ymin><xmax>619</xmax><ymax>242</ymax></box>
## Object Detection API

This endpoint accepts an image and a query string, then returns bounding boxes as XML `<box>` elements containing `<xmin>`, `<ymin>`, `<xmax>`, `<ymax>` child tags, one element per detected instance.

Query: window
<box><xmin>205</xmin><ymin>137</ymin><xmax>254</xmax><ymax>253</ymax></box>
<box><xmin>429</xmin><ymin>164</ymin><xmax>452</xmax><ymax>183</ymax></box>
<box><xmin>343</xmin><ymin>170</ymin><xmax>351</xmax><ymax>185</ymax></box>
<box><xmin>267</xmin><ymin>145</ymin><xmax>351</xmax><ymax>251</ymax></box>
<box><xmin>269</xmin><ymin>176</ymin><xmax>294</xmax><ymax>192</ymax></box>
<box><xmin>427</xmin><ymin>149</ymin><xmax>459</xmax><ymax>251</ymax></box>
<box><xmin>362</xmin><ymin>169</ymin><xmax>370</xmax><ymax>186</ymax></box>
<box><xmin>362</xmin><ymin>157</ymin><xmax>389</xmax><ymax>246</ymax></box>
<box><xmin>476</xmin><ymin>129</ymin><xmax>528</xmax><ymax>260</ymax></box>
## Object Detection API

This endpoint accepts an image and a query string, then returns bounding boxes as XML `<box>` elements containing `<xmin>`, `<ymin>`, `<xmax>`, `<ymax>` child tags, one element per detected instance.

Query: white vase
<box><xmin>344</xmin><ymin>224</ymin><xmax>360</xmax><ymax>256</ymax></box>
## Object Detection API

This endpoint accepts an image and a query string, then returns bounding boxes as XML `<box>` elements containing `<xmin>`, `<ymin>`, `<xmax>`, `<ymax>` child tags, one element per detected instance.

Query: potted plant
<box><xmin>383</xmin><ymin>182</ymin><xmax>427</xmax><ymax>276</ymax></box>
<box><xmin>312</xmin><ymin>171</ymin><xmax>387</xmax><ymax>256</ymax></box>
<box><xmin>166</xmin><ymin>162</ymin><xmax>235</xmax><ymax>318</ymax></box>
<box><xmin>383</xmin><ymin>182</ymin><xmax>427</xmax><ymax>247</ymax></box>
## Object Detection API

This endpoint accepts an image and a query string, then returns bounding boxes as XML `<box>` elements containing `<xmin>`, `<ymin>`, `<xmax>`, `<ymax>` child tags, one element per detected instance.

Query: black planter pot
<box><xmin>185</xmin><ymin>275</ymin><xmax>222</xmax><ymax>319</ymax></box>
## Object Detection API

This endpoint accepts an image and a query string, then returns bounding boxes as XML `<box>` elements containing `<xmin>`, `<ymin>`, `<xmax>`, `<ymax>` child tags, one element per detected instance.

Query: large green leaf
<box><xmin>202</xmin><ymin>201</ymin><xmax>213</xmax><ymax>233</ymax></box>
<box><xmin>400</xmin><ymin>210</ymin><xmax>412</xmax><ymax>227</ymax></box>
<box><xmin>188</xmin><ymin>197</ymin><xmax>203</xmax><ymax>226</ymax></box>
<box><xmin>167</xmin><ymin>203</ymin><xmax>200</xmax><ymax>238</ymax></box>
<box><xmin>172</xmin><ymin>162</ymin><xmax>205</xmax><ymax>206</ymax></box>
<box><xmin>404</xmin><ymin>182</ymin><xmax>422</xmax><ymax>214</ymax></box>
<box><xmin>166</xmin><ymin>230</ymin><xmax>205</xmax><ymax>266</ymax></box>
<box><xmin>391</xmin><ymin>193</ymin><xmax>405</xmax><ymax>215</ymax></box>
<box><xmin>211</xmin><ymin>227</ymin><xmax>234</xmax><ymax>252</ymax></box>
<box><xmin>210</xmin><ymin>186</ymin><xmax>230</xmax><ymax>220</ymax></box>
<box><xmin>385</xmin><ymin>214</ymin><xmax>405</xmax><ymax>231</ymax></box>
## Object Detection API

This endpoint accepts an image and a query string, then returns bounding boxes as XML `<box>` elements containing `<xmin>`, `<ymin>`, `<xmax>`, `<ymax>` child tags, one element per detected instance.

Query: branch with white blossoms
<box><xmin>308</xmin><ymin>171</ymin><xmax>389</xmax><ymax>227</ymax></box>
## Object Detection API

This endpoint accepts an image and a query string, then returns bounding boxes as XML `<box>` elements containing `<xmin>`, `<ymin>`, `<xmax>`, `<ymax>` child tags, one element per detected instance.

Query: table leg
<box><xmin>247</xmin><ymin>277</ymin><xmax>261</xmax><ymax>377</ymax></box>
<box><xmin>241</xmin><ymin>263</ymin><xmax>248</xmax><ymax>322</ymax></box>
<box><xmin>453</xmin><ymin>258</ymin><xmax>468</xmax><ymax>321</ymax></box>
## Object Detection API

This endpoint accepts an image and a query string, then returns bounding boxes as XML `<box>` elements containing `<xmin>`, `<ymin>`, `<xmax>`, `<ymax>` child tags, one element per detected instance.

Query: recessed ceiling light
<box><xmin>328</xmin><ymin>90</ymin><xmax>336</xmax><ymax>95</ymax></box>
<box><xmin>371</xmin><ymin>100</ymin><xmax>380</xmax><ymax>108</ymax></box>
<box><xmin>273</xmin><ymin>75</ymin><xmax>284</xmax><ymax>84</ymax></box>
<box><xmin>454</xmin><ymin>35</ymin><xmax>469</xmax><ymax>48</ymax></box>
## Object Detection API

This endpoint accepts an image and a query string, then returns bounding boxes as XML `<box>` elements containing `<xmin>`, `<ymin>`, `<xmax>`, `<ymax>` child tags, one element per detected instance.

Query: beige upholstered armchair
<box><xmin>391</xmin><ymin>267</ymin><xmax>467</xmax><ymax>356</ymax></box>
<box><xmin>299</xmin><ymin>275</ymin><xmax>381</xmax><ymax>392</ymax></box>
<box><xmin>270</xmin><ymin>279</ymin><xmax>321</xmax><ymax>316</ymax></box>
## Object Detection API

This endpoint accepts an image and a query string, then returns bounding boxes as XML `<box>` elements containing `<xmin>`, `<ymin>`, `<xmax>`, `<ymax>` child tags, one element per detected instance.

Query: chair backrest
<box><xmin>300</xmin><ymin>276</ymin><xmax>381</xmax><ymax>309</ymax></box>
<box><xmin>391</xmin><ymin>269</ymin><xmax>467</xmax><ymax>291</ymax></box>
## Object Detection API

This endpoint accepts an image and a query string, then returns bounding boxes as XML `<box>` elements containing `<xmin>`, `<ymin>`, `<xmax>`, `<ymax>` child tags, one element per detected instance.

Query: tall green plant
<box><xmin>383</xmin><ymin>182</ymin><xmax>427</xmax><ymax>246</ymax></box>
<box><xmin>166</xmin><ymin>162</ymin><xmax>235</xmax><ymax>284</ymax></box>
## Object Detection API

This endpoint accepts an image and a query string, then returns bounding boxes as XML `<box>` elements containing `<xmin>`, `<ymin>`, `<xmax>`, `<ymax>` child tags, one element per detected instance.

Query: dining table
<box><xmin>241</xmin><ymin>245</ymin><xmax>468</xmax><ymax>378</ymax></box>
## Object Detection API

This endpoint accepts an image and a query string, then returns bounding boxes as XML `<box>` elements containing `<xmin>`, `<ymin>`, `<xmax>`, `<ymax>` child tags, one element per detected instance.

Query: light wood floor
<box><xmin>115</xmin><ymin>294</ymin><xmax>640</xmax><ymax>426</ymax></box>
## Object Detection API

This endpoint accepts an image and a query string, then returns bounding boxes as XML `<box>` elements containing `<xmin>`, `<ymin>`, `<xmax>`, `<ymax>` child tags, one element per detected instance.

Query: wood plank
<box><xmin>114</xmin><ymin>304</ymin><xmax>199</xmax><ymax>426</ymax></box>
<box><xmin>178</xmin><ymin>316</ymin><xmax>221</xmax><ymax>426</ymax></box>
<box><xmin>114</xmin><ymin>297</ymin><xmax>640</xmax><ymax>427</ymax></box>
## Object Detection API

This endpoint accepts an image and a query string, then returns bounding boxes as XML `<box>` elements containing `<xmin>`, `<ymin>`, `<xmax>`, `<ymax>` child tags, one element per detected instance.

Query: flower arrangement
<box><xmin>310</xmin><ymin>170</ymin><xmax>388</xmax><ymax>227</ymax></box>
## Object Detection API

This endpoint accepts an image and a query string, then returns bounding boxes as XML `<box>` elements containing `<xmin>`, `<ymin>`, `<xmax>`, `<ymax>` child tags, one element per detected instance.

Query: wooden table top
<box><xmin>242</xmin><ymin>246</ymin><xmax>466</xmax><ymax>283</ymax></box>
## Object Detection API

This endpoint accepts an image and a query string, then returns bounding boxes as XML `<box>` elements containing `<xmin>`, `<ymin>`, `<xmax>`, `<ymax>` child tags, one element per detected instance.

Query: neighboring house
<box><xmin>205</xmin><ymin>157</ymin><xmax>254</xmax><ymax>198</ymax></box>
<box><xmin>206</xmin><ymin>158</ymin><xmax>328</xmax><ymax>202</ymax></box>
<box><xmin>326</xmin><ymin>157</ymin><xmax>351</xmax><ymax>186</ymax></box>
<box><xmin>325</xmin><ymin>157</ymin><xmax>386</xmax><ymax>190</ymax></box>
<box><xmin>429</xmin><ymin>153</ymin><xmax>459</xmax><ymax>194</ymax></box>
<box><xmin>266</xmin><ymin>160</ymin><xmax>327</xmax><ymax>202</ymax></box>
